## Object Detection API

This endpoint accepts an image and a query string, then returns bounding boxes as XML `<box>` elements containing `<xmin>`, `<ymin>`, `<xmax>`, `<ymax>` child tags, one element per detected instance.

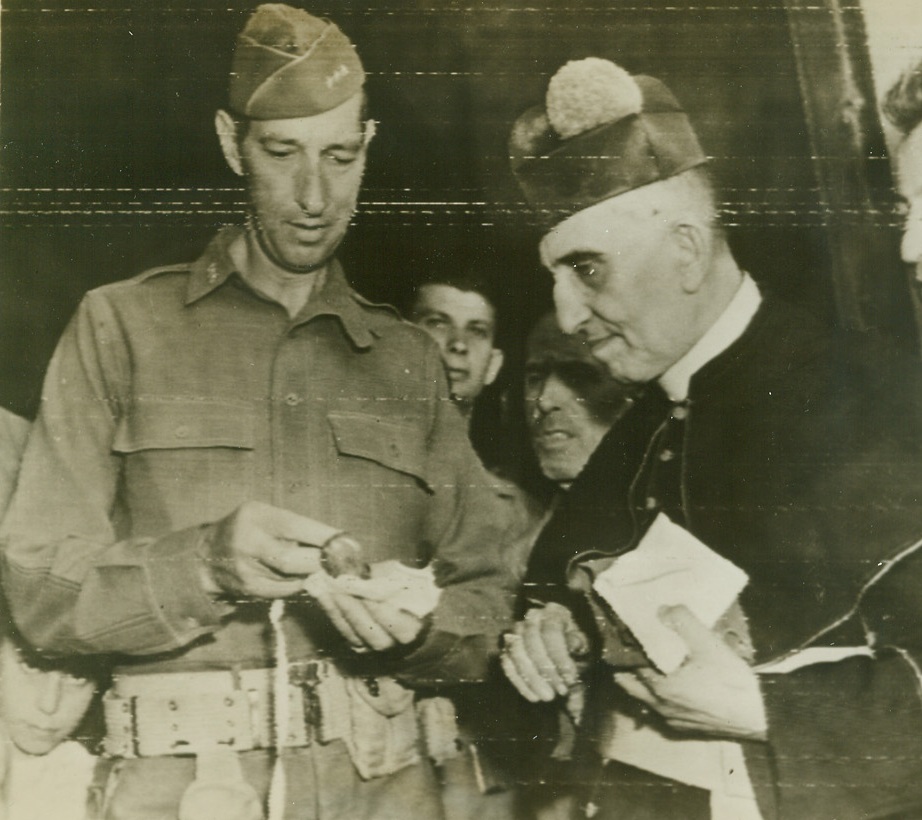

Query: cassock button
<box><xmin>671</xmin><ymin>404</ymin><xmax>688</xmax><ymax>421</ymax></box>
<box><xmin>659</xmin><ymin>448</ymin><xmax>675</xmax><ymax>462</ymax></box>
<box><xmin>645</xmin><ymin>496</ymin><xmax>658</xmax><ymax>510</ymax></box>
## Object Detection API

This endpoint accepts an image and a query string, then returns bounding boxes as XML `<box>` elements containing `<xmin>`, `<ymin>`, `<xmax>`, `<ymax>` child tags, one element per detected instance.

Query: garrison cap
<box><xmin>509</xmin><ymin>58</ymin><xmax>708</xmax><ymax>227</ymax></box>
<box><xmin>228</xmin><ymin>4</ymin><xmax>365</xmax><ymax>120</ymax></box>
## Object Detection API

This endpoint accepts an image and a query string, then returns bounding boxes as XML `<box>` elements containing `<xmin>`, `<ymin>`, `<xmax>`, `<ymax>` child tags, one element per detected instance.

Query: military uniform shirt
<box><xmin>0</xmin><ymin>226</ymin><xmax>513</xmax><ymax>679</ymax></box>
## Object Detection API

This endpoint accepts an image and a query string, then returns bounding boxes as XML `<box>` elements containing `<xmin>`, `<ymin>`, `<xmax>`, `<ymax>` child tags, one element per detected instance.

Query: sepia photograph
<box><xmin>2</xmin><ymin>1</ymin><xmax>922</xmax><ymax>818</ymax></box>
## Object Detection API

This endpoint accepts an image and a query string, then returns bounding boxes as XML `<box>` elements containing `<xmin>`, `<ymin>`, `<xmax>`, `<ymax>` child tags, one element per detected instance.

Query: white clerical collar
<box><xmin>658</xmin><ymin>274</ymin><xmax>762</xmax><ymax>402</ymax></box>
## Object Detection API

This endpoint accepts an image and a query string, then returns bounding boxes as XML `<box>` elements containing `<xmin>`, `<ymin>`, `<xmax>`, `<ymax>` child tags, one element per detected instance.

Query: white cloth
<box><xmin>3</xmin><ymin>741</ymin><xmax>96</xmax><ymax>820</ymax></box>
<box><xmin>659</xmin><ymin>274</ymin><xmax>762</xmax><ymax>402</ymax></box>
<box><xmin>304</xmin><ymin>560</ymin><xmax>442</xmax><ymax>618</ymax></box>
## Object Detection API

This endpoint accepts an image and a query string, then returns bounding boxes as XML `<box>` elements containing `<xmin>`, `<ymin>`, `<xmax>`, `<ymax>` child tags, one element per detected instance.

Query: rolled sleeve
<box><xmin>0</xmin><ymin>293</ymin><xmax>228</xmax><ymax>656</ymax></box>
<box><xmin>142</xmin><ymin>525</ymin><xmax>232</xmax><ymax>643</ymax></box>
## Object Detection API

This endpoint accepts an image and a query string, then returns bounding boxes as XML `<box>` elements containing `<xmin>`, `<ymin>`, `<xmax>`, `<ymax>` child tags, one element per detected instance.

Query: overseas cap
<box><xmin>509</xmin><ymin>58</ymin><xmax>708</xmax><ymax>226</ymax></box>
<box><xmin>228</xmin><ymin>4</ymin><xmax>365</xmax><ymax>120</ymax></box>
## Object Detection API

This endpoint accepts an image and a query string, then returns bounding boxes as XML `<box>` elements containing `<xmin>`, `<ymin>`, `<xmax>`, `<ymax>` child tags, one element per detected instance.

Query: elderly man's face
<box><xmin>0</xmin><ymin>639</ymin><xmax>95</xmax><ymax>756</ymax></box>
<box><xmin>896</xmin><ymin>125</ymin><xmax>922</xmax><ymax>282</ymax></box>
<box><xmin>539</xmin><ymin>192</ymin><xmax>691</xmax><ymax>384</ymax></box>
<box><xmin>410</xmin><ymin>284</ymin><xmax>503</xmax><ymax>403</ymax></box>
<box><xmin>228</xmin><ymin>94</ymin><xmax>369</xmax><ymax>273</ymax></box>
<box><xmin>525</xmin><ymin>360</ymin><xmax>621</xmax><ymax>486</ymax></box>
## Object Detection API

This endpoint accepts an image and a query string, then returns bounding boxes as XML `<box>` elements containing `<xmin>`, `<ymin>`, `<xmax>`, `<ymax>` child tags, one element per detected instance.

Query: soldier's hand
<box><xmin>201</xmin><ymin>501</ymin><xmax>329</xmax><ymax>598</ymax></box>
<box><xmin>501</xmin><ymin>602</ymin><xmax>589</xmax><ymax>702</ymax></box>
<box><xmin>312</xmin><ymin>591</ymin><xmax>426</xmax><ymax>651</ymax></box>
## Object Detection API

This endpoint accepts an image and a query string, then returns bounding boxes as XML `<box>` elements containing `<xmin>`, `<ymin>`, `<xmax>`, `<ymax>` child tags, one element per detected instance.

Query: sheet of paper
<box><xmin>592</xmin><ymin>513</ymin><xmax>748</xmax><ymax>673</ymax></box>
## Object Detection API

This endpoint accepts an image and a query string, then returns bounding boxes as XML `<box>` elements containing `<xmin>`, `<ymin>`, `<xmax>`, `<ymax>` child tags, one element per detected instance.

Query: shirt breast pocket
<box><xmin>326</xmin><ymin>411</ymin><xmax>433</xmax><ymax>562</ymax></box>
<box><xmin>112</xmin><ymin>399</ymin><xmax>256</xmax><ymax>534</ymax></box>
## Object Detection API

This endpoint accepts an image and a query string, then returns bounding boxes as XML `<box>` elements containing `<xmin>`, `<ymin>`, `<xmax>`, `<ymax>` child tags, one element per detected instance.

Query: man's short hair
<box><xmin>883</xmin><ymin>61</ymin><xmax>922</xmax><ymax>135</ymax></box>
<box><xmin>412</xmin><ymin>267</ymin><xmax>498</xmax><ymax>312</ymax></box>
<box><xmin>404</xmin><ymin>246</ymin><xmax>502</xmax><ymax>327</ymax></box>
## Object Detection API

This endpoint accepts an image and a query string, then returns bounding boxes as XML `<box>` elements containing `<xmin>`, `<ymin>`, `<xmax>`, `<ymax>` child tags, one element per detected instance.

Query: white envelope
<box><xmin>592</xmin><ymin>513</ymin><xmax>748</xmax><ymax>673</ymax></box>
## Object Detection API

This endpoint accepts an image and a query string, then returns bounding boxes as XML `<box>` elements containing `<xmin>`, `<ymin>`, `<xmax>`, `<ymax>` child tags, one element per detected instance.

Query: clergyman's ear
<box><xmin>673</xmin><ymin>221</ymin><xmax>709</xmax><ymax>293</ymax></box>
<box><xmin>363</xmin><ymin>118</ymin><xmax>377</xmax><ymax>149</ymax></box>
<box><xmin>215</xmin><ymin>109</ymin><xmax>244</xmax><ymax>177</ymax></box>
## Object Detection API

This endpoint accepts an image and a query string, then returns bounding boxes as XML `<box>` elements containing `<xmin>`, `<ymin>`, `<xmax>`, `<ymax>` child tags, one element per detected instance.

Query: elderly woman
<box><xmin>884</xmin><ymin>59</ymin><xmax>922</xmax><ymax>280</ymax></box>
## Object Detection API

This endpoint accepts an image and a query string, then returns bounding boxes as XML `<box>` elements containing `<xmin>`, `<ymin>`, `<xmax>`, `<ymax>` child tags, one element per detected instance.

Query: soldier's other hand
<box><xmin>201</xmin><ymin>501</ymin><xmax>329</xmax><ymax>598</ymax></box>
<box><xmin>312</xmin><ymin>592</ymin><xmax>425</xmax><ymax>651</ymax></box>
<box><xmin>501</xmin><ymin>602</ymin><xmax>589</xmax><ymax>703</ymax></box>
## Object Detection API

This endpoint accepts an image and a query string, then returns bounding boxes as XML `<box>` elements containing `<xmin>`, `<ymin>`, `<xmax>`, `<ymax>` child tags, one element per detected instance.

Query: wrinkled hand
<box><xmin>201</xmin><ymin>501</ymin><xmax>328</xmax><ymax>598</ymax></box>
<box><xmin>500</xmin><ymin>603</ymin><xmax>590</xmax><ymax>702</ymax></box>
<box><xmin>311</xmin><ymin>590</ymin><xmax>426</xmax><ymax>651</ymax></box>
<box><xmin>614</xmin><ymin>605</ymin><xmax>767</xmax><ymax>741</ymax></box>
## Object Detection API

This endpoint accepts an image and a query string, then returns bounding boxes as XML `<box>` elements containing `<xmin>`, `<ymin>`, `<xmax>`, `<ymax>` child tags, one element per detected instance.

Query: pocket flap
<box><xmin>327</xmin><ymin>412</ymin><xmax>430</xmax><ymax>488</ymax></box>
<box><xmin>113</xmin><ymin>399</ymin><xmax>255</xmax><ymax>452</ymax></box>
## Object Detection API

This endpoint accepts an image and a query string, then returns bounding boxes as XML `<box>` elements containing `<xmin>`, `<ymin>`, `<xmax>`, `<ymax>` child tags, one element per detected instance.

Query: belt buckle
<box><xmin>290</xmin><ymin>659</ymin><xmax>329</xmax><ymax>688</ymax></box>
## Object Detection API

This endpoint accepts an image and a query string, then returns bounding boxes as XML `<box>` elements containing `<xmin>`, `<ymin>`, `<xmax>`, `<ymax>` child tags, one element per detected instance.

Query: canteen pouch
<box><xmin>332</xmin><ymin>676</ymin><xmax>422</xmax><ymax>779</ymax></box>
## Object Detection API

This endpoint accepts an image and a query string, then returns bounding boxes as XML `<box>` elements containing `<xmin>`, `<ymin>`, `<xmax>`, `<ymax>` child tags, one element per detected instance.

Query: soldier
<box><xmin>0</xmin><ymin>6</ymin><xmax>513</xmax><ymax>819</ymax></box>
<box><xmin>501</xmin><ymin>57</ymin><xmax>922</xmax><ymax>819</ymax></box>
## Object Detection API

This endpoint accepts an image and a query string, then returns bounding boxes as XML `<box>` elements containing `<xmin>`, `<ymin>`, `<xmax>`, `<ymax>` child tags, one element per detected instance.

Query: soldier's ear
<box><xmin>215</xmin><ymin>109</ymin><xmax>244</xmax><ymax>177</ymax></box>
<box><xmin>484</xmin><ymin>348</ymin><xmax>504</xmax><ymax>387</ymax></box>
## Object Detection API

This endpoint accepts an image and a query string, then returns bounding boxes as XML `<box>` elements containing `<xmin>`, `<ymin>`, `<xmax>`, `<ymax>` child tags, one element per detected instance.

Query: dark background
<box><xmin>1</xmin><ymin>1</ymin><xmax>914</xmax><ymax>460</ymax></box>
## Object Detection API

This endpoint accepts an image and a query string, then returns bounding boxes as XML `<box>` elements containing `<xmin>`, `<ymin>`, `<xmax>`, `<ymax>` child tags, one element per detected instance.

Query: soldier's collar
<box><xmin>185</xmin><ymin>226</ymin><xmax>382</xmax><ymax>349</ymax></box>
<box><xmin>185</xmin><ymin>227</ymin><xmax>243</xmax><ymax>304</ymax></box>
<box><xmin>291</xmin><ymin>260</ymin><xmax>377</xmax><ymax>349</ymax></box>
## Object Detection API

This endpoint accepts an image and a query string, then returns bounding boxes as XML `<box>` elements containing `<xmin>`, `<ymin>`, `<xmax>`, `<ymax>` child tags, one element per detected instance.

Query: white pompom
<box><xmin>546</xmin><ymin>58</ymin><xmax>644</xmax><ymax>139</ymax></box>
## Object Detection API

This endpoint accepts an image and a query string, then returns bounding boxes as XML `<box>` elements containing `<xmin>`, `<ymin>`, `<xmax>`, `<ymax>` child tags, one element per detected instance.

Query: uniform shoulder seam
<box><xmin>90</xmin><ymin>263</ymin><xmax>194</xmax><ymax>295</ymax></box>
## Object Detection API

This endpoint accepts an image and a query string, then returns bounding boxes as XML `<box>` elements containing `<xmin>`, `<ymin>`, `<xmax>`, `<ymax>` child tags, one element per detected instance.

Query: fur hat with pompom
<box><xmin>509</xmin><ymin>58</ymin><xmax>707</xmax><ymax>226</ymax></box>
<box><xmin>228</xmin><ymin>4</ymin><xmax>365</xmax><ymax>120</ymax></box>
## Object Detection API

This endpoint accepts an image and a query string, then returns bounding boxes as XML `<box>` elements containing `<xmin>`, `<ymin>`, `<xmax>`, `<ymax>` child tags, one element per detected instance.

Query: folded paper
<box><xmin>592</xmin><ymin>513</ymin><xmax>748</xmax><ymax>673</ymax></box>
